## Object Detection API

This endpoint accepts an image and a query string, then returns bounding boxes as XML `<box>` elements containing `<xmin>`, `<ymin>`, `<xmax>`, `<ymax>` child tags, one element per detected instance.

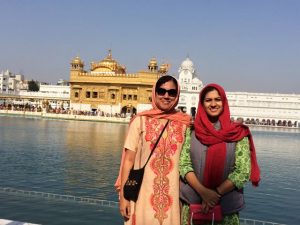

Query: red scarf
<box><xmin>194</xmin><ymin>83</ymin><xmax>260</xmax><ymax>188</ymax></box>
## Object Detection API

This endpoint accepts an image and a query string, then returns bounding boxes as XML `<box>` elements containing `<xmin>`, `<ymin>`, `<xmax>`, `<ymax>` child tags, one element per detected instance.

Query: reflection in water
<box><xmin>242</xmin><ymin>128</ymin><xmax>300</xmax><ymax>224</ymax></box>
<box><xmin>0</xmin><ymin>116</ymin><xmax>299</xmax><ymax>225</ymax></box>
<box><xmin>64</xmin><ymin>121</ymin><xmax>128</xmax><ymax>199</ymax></box>
<box><xmin>0</xmin><ymin>117</ymin><xmax>127</xmax><ymax>202</ymax></box>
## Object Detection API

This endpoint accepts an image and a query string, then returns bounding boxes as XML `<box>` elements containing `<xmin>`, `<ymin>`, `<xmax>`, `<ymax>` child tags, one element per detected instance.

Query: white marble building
<box><xmin>0</xmin><ymin>70</ymin><xmax>26</xmax><ymax>92</ymax></box>
<box><xmin>177</xmin><ymin>57</ymin><xmax>204</xmax><ymax>116</ymax></box>
<box><xmin>228</xmin><ymin>92</ymin><xmax>300</xmax><ymax>127</ymax></box>
<box><xmin>17</xmin><ymin>84</ymin><xmax>70</xmax><ymax>109</ymax></box>
<box><xmin>177</xmin><ymin>57</ymin><xmax>300</xmax><ymax>127</ymax></box>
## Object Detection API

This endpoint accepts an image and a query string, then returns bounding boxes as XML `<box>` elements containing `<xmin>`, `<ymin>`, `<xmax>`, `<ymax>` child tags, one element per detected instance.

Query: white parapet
<box><xmin>0</xmin><ymin>219</ymin><xmax>40</xmax><ymax>225</ymax></box>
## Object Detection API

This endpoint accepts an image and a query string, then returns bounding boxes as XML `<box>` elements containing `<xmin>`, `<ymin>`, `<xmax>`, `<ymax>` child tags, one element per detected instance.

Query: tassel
<box><xmin>132</xmin><ymin>213</ymin><xmax>136</xmax><ymax>225</ymax></box>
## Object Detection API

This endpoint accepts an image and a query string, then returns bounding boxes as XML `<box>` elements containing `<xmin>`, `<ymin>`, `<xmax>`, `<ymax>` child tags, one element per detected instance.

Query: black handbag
<box><xmin>123</xmin><ymin>120</ymin><xmax>169</xmax><ymax>202</ymax></box>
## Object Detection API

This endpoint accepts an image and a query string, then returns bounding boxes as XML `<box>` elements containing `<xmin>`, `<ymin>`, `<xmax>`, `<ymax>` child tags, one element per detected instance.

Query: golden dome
<box><xmin>158</xmin><ymin>63</ymin><xmax>169</xmax><ymax>74</ymax></box>
<box><xmin>91</xmin><ymin>50</ymin><xmax>126</xmax><ymax>74</ymax></box>
<box><xmin>71</xmin><ymin>56</ymin><xmax>84</xmax><ymax>65</ymax></box>
<box><xmin>149</xmin><ymin>57</ymin><xmax>157</xmax><ymax>67</ymax></box>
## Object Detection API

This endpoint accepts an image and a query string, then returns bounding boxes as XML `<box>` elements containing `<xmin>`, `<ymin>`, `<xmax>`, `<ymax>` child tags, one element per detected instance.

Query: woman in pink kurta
<box><xmin>115</xmin><ymin>75</ymin><xmax>191</xmax><ymax>225</ymax></box>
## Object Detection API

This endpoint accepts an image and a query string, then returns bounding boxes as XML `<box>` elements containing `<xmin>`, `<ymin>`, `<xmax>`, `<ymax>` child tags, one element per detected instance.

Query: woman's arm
<box><xmin>119</xmin><ymin>116</ymin><xmax>141</xmax><ymax>219</ymax></box>
<box><xmin>179</xmin><ymin>128</ymin><xmax>193</xmax><ymax>178</ymax></box>
<box><xmin>119</xmin><ymin>149</ymin><xmax>136</xmax><ymax>219</ymax></box>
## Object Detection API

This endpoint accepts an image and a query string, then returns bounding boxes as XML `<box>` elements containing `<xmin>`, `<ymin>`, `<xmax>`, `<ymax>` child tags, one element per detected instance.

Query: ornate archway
<box><xmin>121</xmin><ymin>105</ymin><xmax>137</xmax><ymax>117</ymax></box>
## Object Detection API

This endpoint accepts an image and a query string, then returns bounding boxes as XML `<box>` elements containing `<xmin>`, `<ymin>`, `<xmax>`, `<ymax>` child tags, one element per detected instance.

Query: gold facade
<box><xmin>70</xmin><ymin>50</ymin><xmax>168</xmax><ymax>114</ymax></box>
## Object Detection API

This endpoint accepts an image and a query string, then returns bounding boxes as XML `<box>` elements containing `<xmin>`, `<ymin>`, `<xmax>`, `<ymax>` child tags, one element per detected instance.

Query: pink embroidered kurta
<box><xmin>124</xmin><ymin>116</ymin><xmax>186</xmax><ymax>225</ymax></box>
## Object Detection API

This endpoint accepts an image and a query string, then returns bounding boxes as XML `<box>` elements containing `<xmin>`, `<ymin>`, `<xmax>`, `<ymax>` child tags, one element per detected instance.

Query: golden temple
<box><xmin>69</xmin><ymin>50</ymin><xmax>168</xmax><ymax>115</ymax></box>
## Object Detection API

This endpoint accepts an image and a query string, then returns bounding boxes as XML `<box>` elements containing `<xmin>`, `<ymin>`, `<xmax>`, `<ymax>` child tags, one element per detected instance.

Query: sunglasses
<box><xmin>156</xmin><ymin>88</ymin><xmax>177</xmax><ymax>97</ymax></box>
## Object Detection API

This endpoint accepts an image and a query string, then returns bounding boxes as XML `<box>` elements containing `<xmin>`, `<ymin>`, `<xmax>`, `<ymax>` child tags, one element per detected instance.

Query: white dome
<box><xmin>180</xmin><ymin>57</ymin><xmax>194</xmax><ymax>71</ymax></box>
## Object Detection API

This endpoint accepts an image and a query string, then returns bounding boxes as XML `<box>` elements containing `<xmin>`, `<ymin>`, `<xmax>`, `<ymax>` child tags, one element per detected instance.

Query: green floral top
<box><xmin>179</xmin><ymin>128</ymin><xmax>251</xmax><ymax>225</ymax></box>
<box><xmin>179</xmin><ymin>128</ymin><xmax>251</xmax><ymax>190</ymax></box>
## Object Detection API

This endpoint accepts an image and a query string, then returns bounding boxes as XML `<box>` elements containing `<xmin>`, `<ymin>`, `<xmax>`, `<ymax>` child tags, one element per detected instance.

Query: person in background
<box><xmin>115</xmin><ymin>75</ymin><xmax>191</xmax><ymax>225</ymax></box>
<box><xmin>179</xmin><ymin>83</ymin><xmax>260</xmax><ymax>225</ymax></box>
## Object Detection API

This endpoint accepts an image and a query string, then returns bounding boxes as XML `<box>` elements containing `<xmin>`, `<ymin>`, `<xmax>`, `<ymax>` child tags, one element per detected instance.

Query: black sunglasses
<box><xmin>156</xmin><ymin>88</ymin><xmax>177</xmax><ymax>97</ymax></box>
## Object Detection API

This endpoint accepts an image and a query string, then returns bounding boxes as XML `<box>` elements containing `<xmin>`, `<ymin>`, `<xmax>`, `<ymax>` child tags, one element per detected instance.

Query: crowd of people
<box><xmin>0</xmin><ymin>103</ymin><xmax>298</xmax><ymax>128</ymax></box>
<box><xmin>0</xmin><ymin>104</ymin><xmax>128</xmax><ymax>118</ymax></box>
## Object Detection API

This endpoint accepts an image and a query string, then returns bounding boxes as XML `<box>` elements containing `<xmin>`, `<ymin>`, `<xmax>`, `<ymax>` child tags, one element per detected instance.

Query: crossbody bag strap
<box><xmin>142</xmin><ymin>120</ymin><xmax>169</xmax><ymax>168</ymax></box>
<box><xmin>138</xmin><ymin>116</ymin><xmax>144</xmax><ymax>168</ymax></box>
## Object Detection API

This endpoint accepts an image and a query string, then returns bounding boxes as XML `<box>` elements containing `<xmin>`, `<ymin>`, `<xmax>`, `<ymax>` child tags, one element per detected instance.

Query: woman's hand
<box><xmin>119</xmin><ymin>149</ymin><xmax>136</xmax><ymax>220</ymax></box>
<box><xmin>201</xmin><ymin>201</ymin><xmax>210</xmax><ymax>214</ymax></box>
<box><xmin>199</xmin><ymin>188</ymin><xmax>220</xmax><ymax>208</ymax></box>
<box><xmin>120</xmin><ymin>196</ymin><xmax>131</xmax><ymax>220</ymax></box>
<box><xmin>185</xmin><ymin>172</ymin><xmax>221</xmax><ymax>208</ymax></box>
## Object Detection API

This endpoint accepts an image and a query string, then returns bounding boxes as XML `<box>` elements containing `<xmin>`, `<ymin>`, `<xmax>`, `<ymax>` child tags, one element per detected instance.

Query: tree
<box><xmin>28</xmin><ymin>80</ymin><xmax>39</xmax><ymax>92</ymax></box>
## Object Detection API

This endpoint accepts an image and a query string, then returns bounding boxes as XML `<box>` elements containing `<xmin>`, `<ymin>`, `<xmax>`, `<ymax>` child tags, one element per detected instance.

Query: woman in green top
<box><xmin>179</xmin><ymin>83</ymin><xmax>260</xmax><ymax>225</ymax></box>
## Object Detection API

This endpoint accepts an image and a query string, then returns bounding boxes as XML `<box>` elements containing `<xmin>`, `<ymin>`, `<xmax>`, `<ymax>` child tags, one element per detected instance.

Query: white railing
<box><xmin>240</xmin><ymin>218</ymin><xmax>286</xmax><ymax>225</ymax></box>
<box><xmin>0</xmin><ymin>187</ymin><xmax>286</xmax><ymax>225</ymax></box>
<box><xmin>0</xmin><ymin>187</ymin><xmax>119</xmax><ymax>208</ymax></box>
<box><xmin>0</xmin><ymin>218</ymin><xmax>40</xmax><ymax>225</ymax></box>
<box><xmin>0</xmin><ymin>90</ymin><xmax>20</xmax><ymax>95</ymax></box>
<box><xmin>0</xmin><ymin>110</ymin><xmax>131</xmax><ymax>123</ymax></box>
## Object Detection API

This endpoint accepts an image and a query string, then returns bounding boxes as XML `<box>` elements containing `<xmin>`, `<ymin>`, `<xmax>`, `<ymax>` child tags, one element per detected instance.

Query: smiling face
<box><xmin>202</xmin><ymin>89</ymin><xmax>223</xmax><ymax>123</ymax></box>
<box><xmin>155</xmin><ymin>80</ymin><xmax>178</xmax><ymax>111</ymax></box>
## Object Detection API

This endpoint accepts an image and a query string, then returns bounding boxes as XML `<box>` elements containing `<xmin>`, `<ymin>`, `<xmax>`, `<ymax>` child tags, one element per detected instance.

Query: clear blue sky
<box><xmin>0</xmin><ymin>0</ymin><xmax>299</xmax><ymax>93</ymax></box>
